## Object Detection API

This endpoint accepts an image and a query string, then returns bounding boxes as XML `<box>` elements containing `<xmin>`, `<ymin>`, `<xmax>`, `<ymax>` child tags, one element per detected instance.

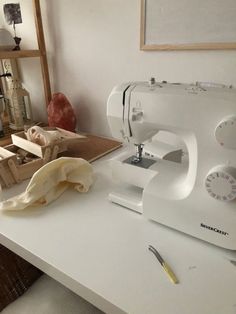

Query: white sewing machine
<box><xmin>107</xmin><ymin>79</ymin><xmax>236</xmax><ymax>250</ymax></box>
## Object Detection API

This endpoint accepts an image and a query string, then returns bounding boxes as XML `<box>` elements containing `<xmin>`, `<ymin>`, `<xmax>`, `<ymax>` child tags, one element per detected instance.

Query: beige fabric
<box><xmin>0</xmin><ymin>157</ymin><xmax>94</xmax><ymax>211</ymax></box>
<box><xmin>26</xmin><ymin>126</ymin><xmax>62</xmax><ymax>146</ymax></box>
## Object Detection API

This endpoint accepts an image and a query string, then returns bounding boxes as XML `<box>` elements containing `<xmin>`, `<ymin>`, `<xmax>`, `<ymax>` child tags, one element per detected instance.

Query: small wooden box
<box><xmin>0</xmin><ymin>146</ymin><xmax>18</xmax><ymax>188</ymax></box>
<box><xmin>11</xmin><ymin>127</ymin><xmax>86</xmax><ymax>159</ymax></box>
<box><xmin>0</xmin><ymin>128</ymin><xmax>87</xmax><ymax>188</ymax></box>
<box><xmin>5</xmin><ymin>144</ymin><xmax>43</xmax><ymax>181</ymax></box>
<box><xmin>0</xmin><ymin>145</ymin><xmax>43</xmax><ymax>188</ymax></box>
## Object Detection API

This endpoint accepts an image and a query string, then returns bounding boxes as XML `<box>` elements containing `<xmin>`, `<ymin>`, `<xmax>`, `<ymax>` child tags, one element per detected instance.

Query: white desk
<box><xmin>0</xmin><ymin>148</ymin><xmax>236</xmax><ymax>314</ymax></box>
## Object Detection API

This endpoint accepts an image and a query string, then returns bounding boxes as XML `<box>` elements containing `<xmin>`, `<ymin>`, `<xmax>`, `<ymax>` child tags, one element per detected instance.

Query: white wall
<box><xmin>1</xmin><ymin>0</ymin><xmax>236</xmax><ymax>136</ymax></box>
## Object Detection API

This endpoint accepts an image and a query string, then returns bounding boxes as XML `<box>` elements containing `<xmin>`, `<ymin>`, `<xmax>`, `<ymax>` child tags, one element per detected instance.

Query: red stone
<box><xmin>47</xmin><ymin>93</ymin><xmax>77</xmax><ymax>132</ymax></box>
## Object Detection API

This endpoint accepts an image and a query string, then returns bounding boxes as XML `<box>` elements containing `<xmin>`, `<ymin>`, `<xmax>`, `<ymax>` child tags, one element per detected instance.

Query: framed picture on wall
<box><xmin>140</xmin><ymin>0</ymin><xmax>236</xmax><ymax>50</ymax></box>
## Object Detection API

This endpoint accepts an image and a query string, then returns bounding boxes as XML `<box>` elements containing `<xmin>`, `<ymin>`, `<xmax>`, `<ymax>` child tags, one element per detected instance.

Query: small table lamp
<box><xmin>5</xmin><ymin>78</ymin><xmax>33</xmax><ymax>130</ymax></box>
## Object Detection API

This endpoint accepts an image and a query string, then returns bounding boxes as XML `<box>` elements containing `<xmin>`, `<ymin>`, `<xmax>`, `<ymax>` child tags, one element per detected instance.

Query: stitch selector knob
<box><xmin>215</xmin><ymin>116</ymin><xmax>236</xmax><ymax>149</ymax></box>
<box><xmin>205</xmin><ymin>166</ymin><xmax>236</xmax><ymax>201</ymax></box>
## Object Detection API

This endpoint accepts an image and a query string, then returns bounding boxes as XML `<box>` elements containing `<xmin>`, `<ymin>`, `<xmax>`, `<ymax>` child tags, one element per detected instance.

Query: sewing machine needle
<box><xmin>148</xmin><ymin>245</ymin><xmax>179</xmax><ymax>284</ymax></box>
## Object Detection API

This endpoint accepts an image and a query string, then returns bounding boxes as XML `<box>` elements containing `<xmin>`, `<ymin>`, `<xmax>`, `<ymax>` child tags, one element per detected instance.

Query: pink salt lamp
<box><xmin>47</xmin><ymin>93</ymin><xmax>77</xmax><ymax>132</ymax></box>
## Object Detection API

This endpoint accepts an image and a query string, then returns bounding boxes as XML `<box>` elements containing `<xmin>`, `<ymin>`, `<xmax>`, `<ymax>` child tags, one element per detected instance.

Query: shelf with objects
<box><xmin>0</xmin><ymin>0</ymin><xmax>51</xmax><ymax>146</ymax></box>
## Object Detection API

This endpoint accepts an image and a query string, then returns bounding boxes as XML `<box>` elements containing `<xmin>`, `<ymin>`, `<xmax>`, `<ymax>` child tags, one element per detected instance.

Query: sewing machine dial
<box><xmin>215</xmin><ymin>116</ymin><xmax>236</xmax><ymax>149</ymax></box>
<box><xmin>205</xmin><ymin>166</ymin><xmax>236</xmax><ymax>201</ymax></box>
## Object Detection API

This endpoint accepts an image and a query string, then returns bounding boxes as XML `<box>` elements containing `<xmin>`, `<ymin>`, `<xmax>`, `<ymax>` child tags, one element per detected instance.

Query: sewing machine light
<box><xmin>5</xmin><ymin>79</ymin><xmax>33</xmax><ymax>130</ymax></box>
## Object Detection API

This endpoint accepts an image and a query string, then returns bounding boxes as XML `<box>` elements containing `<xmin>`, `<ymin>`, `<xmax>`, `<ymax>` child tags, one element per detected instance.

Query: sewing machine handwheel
<box><xmin>205</xmin><ymin>165</ymin><xmax>236</xmax><ymax>202</ymax></box>
<box><xmin>215</xmin><ymin>116</ymin><xmax>236</xmax><ymax>149</ymax></box>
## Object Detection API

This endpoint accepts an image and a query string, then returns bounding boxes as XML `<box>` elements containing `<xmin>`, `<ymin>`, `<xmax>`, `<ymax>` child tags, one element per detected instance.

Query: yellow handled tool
<box><xmin>148</xmin><ymin>245</ymin><xmax>179</xmax><ymax>284</ymax></box>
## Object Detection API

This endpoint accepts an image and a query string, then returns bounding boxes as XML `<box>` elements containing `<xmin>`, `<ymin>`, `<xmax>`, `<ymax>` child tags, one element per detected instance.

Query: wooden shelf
<box><xmin>0</xmin><ymin>50</ymin><xmax>41</xmax><ymax>59</ymax></box>
<box><xmin>0</xmin><ymin>0</ymin><xmax>51</xmax><ymax>106</ymax></box>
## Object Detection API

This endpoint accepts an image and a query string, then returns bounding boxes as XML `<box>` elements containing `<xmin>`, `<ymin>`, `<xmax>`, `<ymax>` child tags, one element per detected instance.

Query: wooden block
<box><xmin>11</xmin><ymin>132</ymin><xmax>46</xmax><ymax>158</ymax></box>
<box><xmin>8</xmin><ymin>159</ymin><xmax>20</xmax><ymax>183</ymax></box>
<box><xmin>0</xmin><ymin>146</ymin><xmax>16</xmax><ymax>159</ymax></box>
<box><xmin>0</xmin><ymin>164</ymin><xmax>12</xmax><ymax>188</ymax></box>
<box><xmin>43</xmin><ymin>147</ymin><xmax>51</xmax><ymax>164</ymax></box>
<box><xmin>0</xmin><ymin>146</ymin><xmax>18</xmax><ymax>188</ymax></box>
<box><xmin>2</xmin><ymin>144</ymin><xmax>43</xmax><ymax>187</ymax></box>
<box><xmin>51</xmin><ymin>145</ymin><xmax>59</xmax><ymax>161</ymax></box>
<box><xmin>17</xmin><ymin>159</ymin><xmax>43</xmax><ymax>181</ymax></box>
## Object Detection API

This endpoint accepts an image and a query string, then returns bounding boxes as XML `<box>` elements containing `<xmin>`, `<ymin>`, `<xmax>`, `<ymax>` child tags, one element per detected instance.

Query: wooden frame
<box><xmin>140</xmin><ymin>0</ymin><xmax>236</xmax><ymax>51</ymax></box>
<box><xmin>0</xmin><ymin>0</ymin><xmax>51</xmax><ymax>106</ymax></box>
<box><xmin>33</xmin><ymin>0</ymin><xmax>51</xmax><ymax>106</ymax></box>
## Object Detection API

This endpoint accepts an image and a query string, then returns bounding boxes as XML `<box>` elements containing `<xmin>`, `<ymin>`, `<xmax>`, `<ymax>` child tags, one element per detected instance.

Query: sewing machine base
<box><xmin>109</xmin><ymin>186</ymin><xmax>236</xmax><ymax>250</ymax></box>
<box><xmin>109</xmin><ymin>185</ymin><xmax>143</xmax><ymax>213</ymax></box>
<box><xmin>109</xmin><ymin>152</ymin><xmax>236</xmax><ymax>250</ymax></box>
<box><xmin>109</xmin><ymin>177</ymin><xmax>236</xmax><ymax>250</ymax></box>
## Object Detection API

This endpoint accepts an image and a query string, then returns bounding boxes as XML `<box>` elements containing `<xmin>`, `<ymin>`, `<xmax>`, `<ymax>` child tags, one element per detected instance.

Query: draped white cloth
<box><xmin>0</xmin><ymin>157</ymin><xmax>94</xmax><ymax>211</ymax></box>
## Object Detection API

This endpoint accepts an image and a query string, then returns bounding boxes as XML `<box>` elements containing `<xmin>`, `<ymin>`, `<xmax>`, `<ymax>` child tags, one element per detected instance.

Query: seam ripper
<box><xmin>148</xmin><ymin>245</ymin><xmax>179</xmax><ymax>284</ymax></box>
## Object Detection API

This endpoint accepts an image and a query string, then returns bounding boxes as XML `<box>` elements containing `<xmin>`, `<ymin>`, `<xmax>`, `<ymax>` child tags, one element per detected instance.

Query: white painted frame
<box><xmin>140</xmin><ymin>0</ymin><xmax>236</xmax><ymax>50</ymax></box>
